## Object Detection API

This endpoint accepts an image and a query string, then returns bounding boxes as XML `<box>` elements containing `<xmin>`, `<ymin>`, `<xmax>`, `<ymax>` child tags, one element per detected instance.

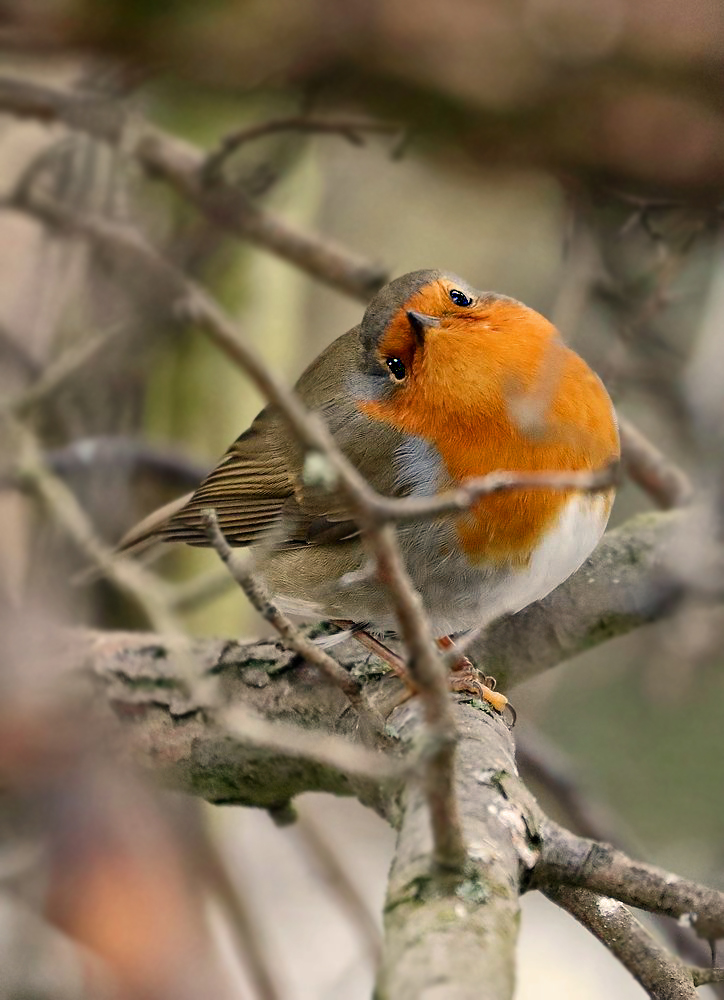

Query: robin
<box><xmin>120</xmin><ymin>270</ymin><xmax>620</xmax><ymax>714</ymax></box>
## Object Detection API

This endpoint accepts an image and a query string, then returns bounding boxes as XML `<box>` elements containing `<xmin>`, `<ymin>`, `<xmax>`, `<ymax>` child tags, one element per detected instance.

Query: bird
<box><xmin>119</xmin><ymin>269</ymin><xmax>620</xmax><ymax>715</ymax></box>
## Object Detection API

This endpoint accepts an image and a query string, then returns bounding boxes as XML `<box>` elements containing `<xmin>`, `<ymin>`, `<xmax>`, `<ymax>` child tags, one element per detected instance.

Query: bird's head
<box><xmin>358</xmin><ymin>269</ymin><xmax>566</xmax><ymax>434</ymax></box>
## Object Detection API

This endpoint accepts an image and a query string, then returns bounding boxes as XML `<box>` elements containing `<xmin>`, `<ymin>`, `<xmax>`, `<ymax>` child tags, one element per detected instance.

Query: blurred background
<box><xmin>0</xmin><ymin>1</ymin><xmax>723</xmax><ymax>997</ymax></box>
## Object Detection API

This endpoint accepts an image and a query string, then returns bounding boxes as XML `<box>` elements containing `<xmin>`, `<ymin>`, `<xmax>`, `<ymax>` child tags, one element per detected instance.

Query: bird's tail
<box><xmin>116</xmin><ymin>492</ymin><xmax>194</xmax><ymax>555</ymax></box>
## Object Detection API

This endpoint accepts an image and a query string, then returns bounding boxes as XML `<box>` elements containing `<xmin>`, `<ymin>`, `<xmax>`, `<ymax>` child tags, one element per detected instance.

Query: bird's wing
<box><xmin>122</xmin><ymin>327</ymin><xmax>408</xmax><ymax>550</ymax></box>
<box><xmin>159</xmin><ymin>406</ymin><xmax>296</xmax><ymax>546</ymax></box>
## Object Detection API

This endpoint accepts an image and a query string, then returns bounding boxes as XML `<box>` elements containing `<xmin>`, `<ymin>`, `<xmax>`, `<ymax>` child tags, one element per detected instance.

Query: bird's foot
<box><xmin>437</xmin><ymin>636</ymin><xmax>515</xmax><ymax>724</ymax></box>
<box><xmin>447</xmin><ymin>662</ymin><xmax>509</xmax><ymax>713</ymax></box>
<box><xmin>331</xmin><ymin>621</ymin><xmax>514</xmax><ymax>723</ymax></box>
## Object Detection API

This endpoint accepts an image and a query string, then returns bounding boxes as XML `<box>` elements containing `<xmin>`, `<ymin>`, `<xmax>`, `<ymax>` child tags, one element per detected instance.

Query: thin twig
<box><xmin>202</xmin><ymin>510</ymin><xmax>386</xmax><ymax>740</ymax></box>
<box><xmin>203</xmin><ymin>114</ymin><xmax>402</xmax><ymax>183</ymax></box>
<box><xmin>368</xmin><ymin>463</ymin><xmax>620</xmax><ymax>524</ymax></box>
<box><xmin>358</xmin><ymin>521</ymin><xmax>466</xmax><ymax>870</ymax></box>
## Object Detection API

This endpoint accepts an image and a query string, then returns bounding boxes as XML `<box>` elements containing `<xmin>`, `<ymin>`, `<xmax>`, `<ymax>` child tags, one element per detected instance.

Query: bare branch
<box><xmin>619</xmin><ymin>417</ymin><xmax>693</xmax><ymax>510</ymax></box>
<box><xmin>360</xmin><ymin>522</ymin><xmax>467</xmax><ymax>871</ymax></box>
<box><xmin>545</xmin><ymin>887</ymin><xmax>699</xmax><ymax>1000</ymax></box>
<box><xmin>203</xmin><ymin>114</ymin><xmax>403</xmax><ymax>183</ymax></box>
<box><xmin>368</xmin><ymin>463</ymin><xmax>619</xmax><ymax>524</ymax></box>
<box><xmin>533</xmin><ymin>819</ymin><xmax>724</xmax><ymax>942</ymax></box>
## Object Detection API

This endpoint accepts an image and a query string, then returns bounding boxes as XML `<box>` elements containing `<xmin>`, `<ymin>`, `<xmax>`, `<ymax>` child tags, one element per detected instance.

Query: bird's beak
<box><xmin>406</xmin><ymin>310</ymin><xmax>440</xmax><ymax>345</ymax></box>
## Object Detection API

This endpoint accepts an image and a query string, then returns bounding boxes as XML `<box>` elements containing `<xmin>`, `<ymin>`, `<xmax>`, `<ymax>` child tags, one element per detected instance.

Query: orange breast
<box><xmin>359</xmin><ymin>292</ymin><xmax>619</xmax><ymax>565</ymax></box>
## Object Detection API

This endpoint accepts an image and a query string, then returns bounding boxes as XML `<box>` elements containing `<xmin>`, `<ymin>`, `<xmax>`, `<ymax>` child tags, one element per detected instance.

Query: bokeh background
<box><xmin>0</xmin><ymin>2</ymin><xmax>723</xmax><ymax>997</ymax></box>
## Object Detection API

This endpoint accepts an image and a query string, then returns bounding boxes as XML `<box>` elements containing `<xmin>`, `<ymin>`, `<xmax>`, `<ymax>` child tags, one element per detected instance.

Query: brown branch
<box><xmin>519</xmin><ymin>726</ymin><xmax>724</xmax><ymax>990</ymax></box>
<box><xmin>619</xmin><ymin>417</ymin><xmax>694</xmax><ymax>510</ymax></box>
<box><xmin>203</xmin><ymin>114</ymin><xmax>402</xmax><ymax>182</ymax></box>
<box><xmin>533</xmin><ymin>819</ymin><xmax>724</xmax><ymax>942</ymax></box>
<box><xmin>359</xmin><ymin>521</ymin><xmax>466</xmax><ymax>871</ymax></box>
<box><xmin>545</xmin><ymin>886</ymin><xmax>700</xmax><ymax>1000</ymax></box>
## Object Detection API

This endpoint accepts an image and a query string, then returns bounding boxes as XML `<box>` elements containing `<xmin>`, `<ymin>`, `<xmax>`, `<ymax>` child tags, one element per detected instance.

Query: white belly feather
<box><xmin>397</xmin><ymin>490</ymin><xmax>612</xmax><ymax>636</ymax></box>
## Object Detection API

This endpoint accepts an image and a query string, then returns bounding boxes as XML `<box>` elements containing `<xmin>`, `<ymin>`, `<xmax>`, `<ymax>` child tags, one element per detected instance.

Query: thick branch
<box><xmin>78</xmin><ymin>629</ymin><xmax>399</xmax><ymax>814</ymax></box>
<box><xmin>377</xmin><ymin>701</ymin><xmax>532</xmax><ymax>1000</ymax></box>
<box><xmin>79</xmin><ymin>509</ymin><xmax>688</xmax><ymax>808</ymax></box>
<box><xmin>477</xmin><ymin>509</ymin><xmax>683</xmax><ymax>689</ymax></box>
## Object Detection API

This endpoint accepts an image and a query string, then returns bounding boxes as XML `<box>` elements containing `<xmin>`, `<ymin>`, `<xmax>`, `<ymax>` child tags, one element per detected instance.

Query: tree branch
<box><xmin>534</xmin><ymin>820</ymin><xmax>724</xmax><ymax>941</ymax></box>
<box><xmin>545</xmin><ymin>886</ymin><xmax>700</xmax><ymax>1000</ymax></box>
<box><xmin>377</xmin><ymin>701</ymin><xmax>529</xmax><ymax>1000</ymax></box>
<box><xmin>79</xmin><ymin>508</ymin><xmax>689</xmax><ymax>806</ymax></box>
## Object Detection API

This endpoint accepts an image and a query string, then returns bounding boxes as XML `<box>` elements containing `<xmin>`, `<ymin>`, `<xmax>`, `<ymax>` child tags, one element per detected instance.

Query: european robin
<box><xmin>121</xmin><ymin>270</ymin><xmax>620</xmax><ymax>713</ymax></box>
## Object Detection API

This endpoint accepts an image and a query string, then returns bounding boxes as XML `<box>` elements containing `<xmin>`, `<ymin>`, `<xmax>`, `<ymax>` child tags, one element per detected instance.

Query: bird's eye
<box><xmin>386</xmin><ymin>358</ymin><xmax>406</xmax><ymax>381</ymax></box>
<box><xmin>449</xmin><ymin>289</ymin><xmax>472</xmax><ymax>307</ymax></box>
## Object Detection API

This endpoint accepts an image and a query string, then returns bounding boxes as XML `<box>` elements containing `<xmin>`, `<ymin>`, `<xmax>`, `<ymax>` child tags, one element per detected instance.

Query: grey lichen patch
<box><xmin>137</xmin><ymin>644</ymin><xmax>169</xmax><ymax>660</ymax></box>
<box><xmin>467</xmin><ymin>697</ymin><xmax>496</xmax><ymax>716</ymax></box>
<box><xmin>384</xmin><ymin>874</ymin><xmax>438</xmax><ymax>913</ymax></box>
<box><xmin>582</xmin><ymin>612</ymin><xmax>637</xmax><ymax>649</ymax></box>
<box><xmin>112</xmin><ymin>669</ymin><xmax>181</xmax><ymax>691</ymax></box>
<box><xmin>241</xmin><ymin>657</ymin><xmax>278</xmax><ymax>673</ymax></box>
<box><xmin>456</xmin><ymin>872</ymin><xmax>491</xmax><ymax>906</ymax></box>
<box><xmin>350</xmin><ymin>655</ymin><xmax>390</xmax><ymax>682</ymax></box>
